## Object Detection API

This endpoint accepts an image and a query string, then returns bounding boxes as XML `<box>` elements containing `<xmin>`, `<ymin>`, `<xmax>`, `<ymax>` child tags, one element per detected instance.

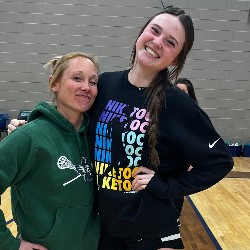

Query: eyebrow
<box><xmin>151</xmin><ymin>24</ymin><xmax>179</xmax><ymax>45</ymax></box>
<box><xmin>73</xmin><ymin>71</ymin><xmax>98</xmax><ymax>77</ymax></box>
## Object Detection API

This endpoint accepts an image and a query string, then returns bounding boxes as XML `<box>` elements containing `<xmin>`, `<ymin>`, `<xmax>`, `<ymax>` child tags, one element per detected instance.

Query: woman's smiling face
<box><xmin>52</xmin><ymin>56</ymin><xmax>98</xmax><ymax>118</ymax></box>
<box><xmin>135</xmin><ymin>13</ymin><xmax>185</xmax><ymax>72</ymax></box>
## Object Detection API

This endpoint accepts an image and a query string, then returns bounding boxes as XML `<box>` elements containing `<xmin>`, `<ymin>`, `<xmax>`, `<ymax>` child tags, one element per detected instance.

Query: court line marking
<box><xmin>186</xmin><ymin>195</ymin><xmax>222</xmax><ymax>250</ymax></box>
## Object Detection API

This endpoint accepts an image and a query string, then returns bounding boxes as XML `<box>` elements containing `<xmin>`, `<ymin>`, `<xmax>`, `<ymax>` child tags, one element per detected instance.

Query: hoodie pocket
<box><xmin>38</xmin><ymin>206</ymin><xmax>100</xmax><ymax>250</ymax></box>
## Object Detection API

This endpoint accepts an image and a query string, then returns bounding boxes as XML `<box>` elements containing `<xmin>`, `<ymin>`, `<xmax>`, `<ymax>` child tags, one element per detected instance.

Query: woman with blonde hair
<box><xmin>0</xmin><ymin>52</ymin><xmax>100</xmax><ymax>250</ymax></box>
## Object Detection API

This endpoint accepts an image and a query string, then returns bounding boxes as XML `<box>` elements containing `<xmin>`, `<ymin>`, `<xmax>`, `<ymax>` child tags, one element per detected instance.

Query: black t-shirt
<box><xmin>90</xmin><ymin>70</ymin><xmax>233</xmax><ymax>238</ymax></box>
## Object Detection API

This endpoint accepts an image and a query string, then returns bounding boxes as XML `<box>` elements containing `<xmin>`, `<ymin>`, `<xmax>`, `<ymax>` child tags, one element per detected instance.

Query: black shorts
<box><xmin>97</xmin><ymin>231</ymin><xmax>184</xmax><ymax>250</ymax></box>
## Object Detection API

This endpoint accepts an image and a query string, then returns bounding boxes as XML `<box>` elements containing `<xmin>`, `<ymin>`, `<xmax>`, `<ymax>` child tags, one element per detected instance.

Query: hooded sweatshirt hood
<box><xmin>28</xmin><ymin>102</ymin><xmax>89</xmax><ymax>134</ymax></box>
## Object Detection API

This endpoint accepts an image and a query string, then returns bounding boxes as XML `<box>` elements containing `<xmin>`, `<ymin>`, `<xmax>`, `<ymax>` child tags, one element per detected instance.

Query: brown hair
<box><xmin>44</xmin><ymin>52</ymin><xmax>99</xmax><ymax>103</ymax></box>
<box><xmin>130</xmin><ymin>7</ymin><xmax>194</xmax><ymax>168</ymax></box>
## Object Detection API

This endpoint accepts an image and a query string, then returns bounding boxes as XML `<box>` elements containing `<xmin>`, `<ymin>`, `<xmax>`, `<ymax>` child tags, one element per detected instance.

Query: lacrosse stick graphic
<box><xmin>57</xmin><ymin>156</ymin><xmax>86</xmax><ymax>186</ymax></box>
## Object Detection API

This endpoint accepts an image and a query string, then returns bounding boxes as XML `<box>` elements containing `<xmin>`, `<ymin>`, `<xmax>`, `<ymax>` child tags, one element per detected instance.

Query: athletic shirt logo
<box><xmin>57</xmin><ymin>156</ymin><xmax>92</xmax><ymax>186</ymax></box>
<box><xmin>95</xmin><ymin>99</ymin><xmax>150</xmax><ymax>192</ymax></box>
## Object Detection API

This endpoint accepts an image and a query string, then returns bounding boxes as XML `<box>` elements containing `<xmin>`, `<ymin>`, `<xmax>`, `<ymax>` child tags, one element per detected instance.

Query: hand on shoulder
<box><xmin>8</xmin><ymin>119</ymin><xmax>27</xmax><ymax>134</ymax></box>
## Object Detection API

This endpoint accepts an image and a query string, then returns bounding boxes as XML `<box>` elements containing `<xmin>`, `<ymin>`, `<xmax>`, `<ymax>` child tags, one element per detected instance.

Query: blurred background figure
<box><xmin>174</xmin><ymin>78</ymin><xmax>198</xmax><ymax>104</ymax></box>
<box><xmin>173</xmin><ymin>77</ymin><xmax>197</xmax><ymax>225</ymax></box>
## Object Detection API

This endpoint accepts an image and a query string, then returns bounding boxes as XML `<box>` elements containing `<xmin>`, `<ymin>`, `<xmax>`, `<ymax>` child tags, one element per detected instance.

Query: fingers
<box><xmin>132</xmin><ymin>177</ymin><xmax>148</xmax><ymax>191</ymax></box>
<box><xmin>8</xmin><ymin>119</ymin><xmax>26</xmax><ymax>134</ymax></box>
<box><xmin>20</xmin><ymin>239</ymin><xmax>48</xmax><ymax>250</ymax></box>
<box><xmin>19</xmin><ymin>120</ymin><xmax>27</xmax><ymax>125</ymax></box>
<box><xmin>19</xmin><ymin>240</ymin><xmax>47</xmax><ymax>250</ymax></box>
<box><xmin>132</xmin><ymin>166</ymin><xmax>154</xmax><ymax>177</ymax></box>
<box><xmin>132</xmin><ymin>167</ymin><xmax>155</xmax><ymax>191</ymax></box>
<box><xmin>8</xmin><ymin>123</ymin><xmax>17</xmax><ymax>134</ymax></box>
<box><xmin>30</xmin><ymin>243</ymin><xmax>48</xmax><ymax>250</ymax></box>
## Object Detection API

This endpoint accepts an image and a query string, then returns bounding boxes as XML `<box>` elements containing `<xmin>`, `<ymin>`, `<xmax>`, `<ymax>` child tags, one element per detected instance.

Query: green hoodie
<box><xmin>0</xmin><ymin>102</ymin><xmax>100</xmax><ymax>250</ymax></box>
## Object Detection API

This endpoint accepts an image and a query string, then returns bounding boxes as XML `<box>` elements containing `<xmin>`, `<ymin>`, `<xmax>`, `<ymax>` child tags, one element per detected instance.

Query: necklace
<box><xmin>128</xmin><ymin>70</ymin><xmax>148</xmax><ymax>90</ymax></box>
<box><xmin>132</xmin><ymin>84</ymin><xmax>147</xmax><ymax>90</ymax></box>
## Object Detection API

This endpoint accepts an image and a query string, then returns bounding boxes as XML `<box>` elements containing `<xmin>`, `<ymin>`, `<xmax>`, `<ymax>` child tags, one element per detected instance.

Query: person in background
<box><xmin>1</xmin><ymin>52</ymin><xmax>100</xmax><ymax>250</ymax></box>
<box><xmin>173</xmin><ymin>77</ymin><xmax>198</xmax><ymax>224</ymax></box>
<box><xmin>8</xmin><ymin>6</ymin><xmax>234</xmax><ymax>250</ymax></box>
<box><xmin>174</xmin><ymin>77</ymin><xmax>198</xmax><ymax>104</ymax></box>
<box><xmin>89</xmin><ymin>6</ymin><xmax>233</xmax><ymax>250</ymax></box>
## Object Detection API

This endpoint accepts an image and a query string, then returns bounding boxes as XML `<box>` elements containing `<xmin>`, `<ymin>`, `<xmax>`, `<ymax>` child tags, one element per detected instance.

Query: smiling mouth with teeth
<box><xmin>145</xmin><ymin>46</ymin><xmax>159</xmax><ymax>58</ymax></box>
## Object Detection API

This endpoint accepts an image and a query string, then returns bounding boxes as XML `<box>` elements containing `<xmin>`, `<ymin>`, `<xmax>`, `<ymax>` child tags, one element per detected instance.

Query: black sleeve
<box><xmin>146</xmin><ymin>89</ymin><xmax>234</xmax><ymax>199</ymax></box>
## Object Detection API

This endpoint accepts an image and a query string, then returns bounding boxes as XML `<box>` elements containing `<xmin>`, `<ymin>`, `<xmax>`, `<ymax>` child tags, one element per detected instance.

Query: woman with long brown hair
<box><xmin>90</xmin><ymin>6</ymin><xmax>233</xmax><ymax>250</ymax></box>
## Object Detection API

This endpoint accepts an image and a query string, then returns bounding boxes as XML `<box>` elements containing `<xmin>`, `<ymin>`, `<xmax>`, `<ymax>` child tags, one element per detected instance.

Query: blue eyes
<box><xmin>89</xmin><ymin>81</ymin><xmax>98</xmax><ymax>86</ymax></box>
<box><xmin>74</xmin><ymin>76</ymin><xmax>82</xmax><ymax>82</ymax></box>
<box><xmin>73</xmin><ymin>76</ymin><xmax>97</xmax><ymax>86</ymax></box>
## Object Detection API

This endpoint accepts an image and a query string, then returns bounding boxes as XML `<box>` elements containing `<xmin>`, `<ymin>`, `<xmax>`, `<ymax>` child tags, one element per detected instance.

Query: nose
<box><xmin>80</xmin><ymin>80</ymin><xmax>91</xmax><ymax>90</ymax></box>
<box><xmin>152</xmin><ymin>36</ymin><xmax>162</xmax><ymax>48</ymax></box>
